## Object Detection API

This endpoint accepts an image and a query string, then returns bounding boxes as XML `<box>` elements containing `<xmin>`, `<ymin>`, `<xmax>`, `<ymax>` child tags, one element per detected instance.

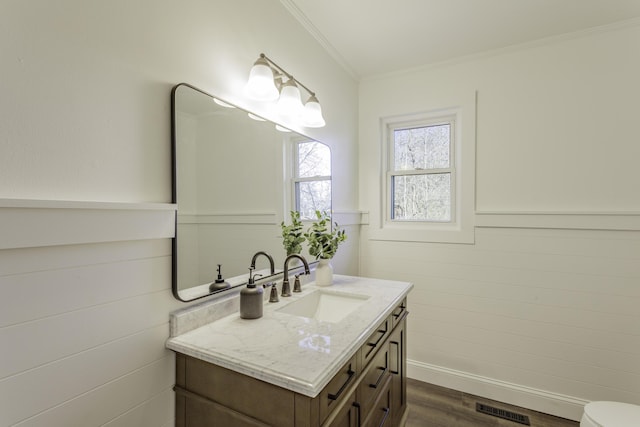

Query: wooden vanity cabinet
<box><xmin>173</xmin><ymin>299</ymin><xmax>408</xmax><ymax>427</ymax></box>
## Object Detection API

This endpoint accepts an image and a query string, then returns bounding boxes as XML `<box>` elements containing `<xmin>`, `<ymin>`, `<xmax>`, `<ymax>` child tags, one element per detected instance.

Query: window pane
<box><xmin>392</xmin><ymin>173</ymin><xmax>451</xmax><ymax>221</ymax></box>
<box><xmin>298</xmin><ymin>141</ymin><xmax>331</xmax><ymax>178</ymax></box>
<box><xmin>296</xmin><ymin>180</ymin><xmax>331</xmax><ymax>219</ymax></box>
<box><xmin>394</xmin><ymin>124</ymin><xmax>450</xmax><ymax>171</ymax></box>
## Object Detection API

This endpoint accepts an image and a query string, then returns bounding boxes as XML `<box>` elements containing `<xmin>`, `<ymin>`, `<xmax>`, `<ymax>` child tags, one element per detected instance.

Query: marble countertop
<box><xmin>166</xmin><ymin>275</ymin><xmax>413</xmax><ymax>397</ymax></box>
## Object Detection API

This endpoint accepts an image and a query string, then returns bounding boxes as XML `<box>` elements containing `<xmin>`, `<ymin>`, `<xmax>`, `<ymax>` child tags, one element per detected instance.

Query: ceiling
<box><xmin>282</xmin><ymin>0</ymin><xmax>640</xmax><ymax>79</ymax></box>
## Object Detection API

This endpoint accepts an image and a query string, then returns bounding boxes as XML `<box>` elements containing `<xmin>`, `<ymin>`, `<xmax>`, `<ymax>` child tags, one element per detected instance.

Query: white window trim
<box><xmin>370</xmin><ymin>93</ymin><xmax>476</xmax><ymax>244</ymax></box>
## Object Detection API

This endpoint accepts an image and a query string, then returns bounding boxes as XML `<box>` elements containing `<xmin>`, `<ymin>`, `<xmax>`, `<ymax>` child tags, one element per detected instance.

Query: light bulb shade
<box><xmin>244</xmin><ymin>57</ymin><xmax>279</xmax><ymax>101</ymax></box>
<box><xmin>277</xmin><ymin>79</ymin><xmax>304</xmax><ymax>118</ymax></box>
<box><xmin>247</xmin><ymin>112</ymin><xmax>266</xmax><ymax>121</ymax></box>
<box><xmin>213</xmin><ymin>98</ymin><xmax>235</xmax><ymax>108</ymax></box>
<box><xmin>302</xmin><ymin>95</ymin><xmax>326</xmax><ymax>127</ymax></box>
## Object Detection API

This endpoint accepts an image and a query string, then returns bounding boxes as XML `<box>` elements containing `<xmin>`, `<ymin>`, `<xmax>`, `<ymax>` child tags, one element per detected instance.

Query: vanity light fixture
<box><xmin>245</xmin><ymin>53</ymin><xmax>326</xmax><ymax>128</ymax></box>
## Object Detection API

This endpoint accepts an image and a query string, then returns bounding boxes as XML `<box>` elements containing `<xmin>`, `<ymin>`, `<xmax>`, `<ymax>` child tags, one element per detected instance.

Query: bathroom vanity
<box><xmin>166</xmin><ymin>275</ymin><xmax>413</xmax><ymax>426</ymax></box>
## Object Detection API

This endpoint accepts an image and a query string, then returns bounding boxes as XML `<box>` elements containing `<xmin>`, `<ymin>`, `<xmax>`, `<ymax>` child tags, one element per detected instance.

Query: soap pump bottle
<box><xmin>240</xmin><ymin>267</ymin><xmax>263</xmax><ymax>319</ymax></box>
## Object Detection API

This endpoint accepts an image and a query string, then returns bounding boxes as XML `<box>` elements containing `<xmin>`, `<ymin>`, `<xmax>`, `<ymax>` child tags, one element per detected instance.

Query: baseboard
<box><xmin>407</xmin><ymin>359</ymin><xmax>588</xmax><ymax>422</ymax></box>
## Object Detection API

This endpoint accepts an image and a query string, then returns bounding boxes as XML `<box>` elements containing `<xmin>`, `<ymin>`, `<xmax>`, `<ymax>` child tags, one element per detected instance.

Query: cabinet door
<box><xmin>182</xmin><ymin>393</ymin><xmax>269</xmax><ymax>427</ymax></box>
<box><xmin>183</xmin><ymin>356</ymin><xmax>295</xmax><ymax>426</ymax></box>
<box><xmin>389</xmin><ymin>313</ymin><xmax>407</xmax><ymax>426</ymax></box>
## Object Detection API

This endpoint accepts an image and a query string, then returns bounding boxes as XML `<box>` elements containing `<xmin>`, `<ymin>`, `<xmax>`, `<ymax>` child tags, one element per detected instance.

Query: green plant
<box><xmin>281</xmin><ymin>211</ymin><xmax>306</xmax><ymax>255</ymax></box>
<box><xmin>304</xmin><ymin>210</ymin><xmax>347</xmax><ymax>260</ymax></box>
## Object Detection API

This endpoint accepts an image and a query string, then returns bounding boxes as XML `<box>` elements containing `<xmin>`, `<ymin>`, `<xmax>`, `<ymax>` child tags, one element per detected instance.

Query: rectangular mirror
<box><xmin>171</xmin><ymin>83</ymin><xmax>324</xmax><ymax>302</ymax></box>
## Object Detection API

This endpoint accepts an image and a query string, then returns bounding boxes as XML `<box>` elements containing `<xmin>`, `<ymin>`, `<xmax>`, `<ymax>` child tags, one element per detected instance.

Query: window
<box><xmin>389</xmin><ymin>118</ymin><xmax>454</xmax><ymax>223</ymax></box>
<box><xmin>373</xmin><ymin>98</ymin><xmax>476</xmax><ymax>245</ymax></box>
<box><xmin>293</xmin><ymin>140</ymin><xmax>331</xmax><ymax>219</ymax></box>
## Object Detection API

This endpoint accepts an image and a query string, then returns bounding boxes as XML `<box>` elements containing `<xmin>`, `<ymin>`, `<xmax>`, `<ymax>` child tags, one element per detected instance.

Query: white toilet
<box><xmin>581</xmin><ymin>401</ymin><xmax>640</xmax><ymax>427</ymax></box>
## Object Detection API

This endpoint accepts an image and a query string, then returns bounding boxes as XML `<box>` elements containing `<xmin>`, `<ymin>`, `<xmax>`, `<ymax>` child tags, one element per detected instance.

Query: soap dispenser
<box><xmin>209</xmin><ymin>264</ymin><xmax>231</xmax><ymax>291</ymax></box>
<box><xmin>240</xmin><ymin>267</ymin><xmax>263</xmax><ymax>319</ymax></box>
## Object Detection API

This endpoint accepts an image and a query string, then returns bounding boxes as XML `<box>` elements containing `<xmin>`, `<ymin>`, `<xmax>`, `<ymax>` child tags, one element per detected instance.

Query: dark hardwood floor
<box><xmin>405</xmin><ymin>379</ymin><xmax>580</xmax><ymax>427</ymax></box>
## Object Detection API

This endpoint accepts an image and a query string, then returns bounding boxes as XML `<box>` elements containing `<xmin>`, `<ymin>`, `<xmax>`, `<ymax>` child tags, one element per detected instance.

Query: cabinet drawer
<box><xmin>323</xmin><ymin>388</ymin><xmax>358</xmax><ymax>427</ymax></box>
<box><xmin>319</xmin><ymin>354</ymin><xmax>359</xmax><ymax>424</ymax></box>
<box><xmin>361</xmin><ymin>316</ymin><xmax>391</xmax><ymax>368</ymax></box>
<box><xmin>357</xmin><ymin>345</ymin><xmax>390</xmax><ymax>418</ymax></box>
<box><xmin>391</xmin><ymin>298</ymin><xmax>407</xmax><ymax>329</ymax></box>
<box><xmin>361</xmin><ymin>374</ymin><xmax>392</xmax><ymax>427</ymax></box>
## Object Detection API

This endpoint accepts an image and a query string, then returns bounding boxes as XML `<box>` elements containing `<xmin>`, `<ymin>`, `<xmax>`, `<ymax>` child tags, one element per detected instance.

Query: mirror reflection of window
<box><xmin>293</xmin><ymin>140</ymin><xmax>331</xmax><ymax>219</ymax></box>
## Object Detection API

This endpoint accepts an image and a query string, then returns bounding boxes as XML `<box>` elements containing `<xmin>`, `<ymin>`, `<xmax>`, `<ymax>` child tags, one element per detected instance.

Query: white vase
<box><xmin>315</xmin><ymin>259</ymin><xmax>333</xmax><ymax>286</ymax></box>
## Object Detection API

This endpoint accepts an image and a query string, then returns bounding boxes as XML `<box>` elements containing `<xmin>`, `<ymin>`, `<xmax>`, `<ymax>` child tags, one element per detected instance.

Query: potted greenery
<box><xmin>304</xmin><ymin>210</ymin><xmax>347</xmax><ymax>285</ymax></box>
<box><xmin>281</xmin><ymin>211</ymin><xmax>306</xmax><ymax>256</ymax></box>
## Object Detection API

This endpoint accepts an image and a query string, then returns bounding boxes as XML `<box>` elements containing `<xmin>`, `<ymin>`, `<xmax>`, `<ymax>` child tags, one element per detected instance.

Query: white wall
<box><xmin>0</xmin><ymin>0</ymin><xmax>358</xmax><ymax>425</ymax></box>
<box><xmin>359</xmin><ymin>22</ymin><xmax>640</xmax><ymax>420</ymax></box>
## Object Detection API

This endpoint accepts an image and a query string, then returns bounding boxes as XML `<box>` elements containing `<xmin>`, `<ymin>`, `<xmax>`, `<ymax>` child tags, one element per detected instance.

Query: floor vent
<box><xmin>476</xmin><ymin>402</ymin><xmax>531</xmax><ymax>425</ymax></box>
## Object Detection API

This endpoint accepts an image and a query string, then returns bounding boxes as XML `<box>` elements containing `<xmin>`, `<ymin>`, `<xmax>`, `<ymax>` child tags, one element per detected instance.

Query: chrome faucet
<box><xmin>281</xmin><ymin>254</ymin><xmax>310</xmax><ymax>297</ymax></box>
<box><xmin>250</xmin><ymin>251</ymin><xmax>275</xmax><ymax>275</ymax></box>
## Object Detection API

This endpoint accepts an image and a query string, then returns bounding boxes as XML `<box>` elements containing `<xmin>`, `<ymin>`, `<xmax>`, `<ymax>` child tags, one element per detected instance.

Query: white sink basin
<box><xmin>277</xmin><ymin>290</ymin><xmax>370</xmax><ymax>323</ymax></box>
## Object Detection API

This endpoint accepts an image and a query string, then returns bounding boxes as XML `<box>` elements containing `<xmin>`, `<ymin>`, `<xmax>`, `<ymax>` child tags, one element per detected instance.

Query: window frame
<box><xmin>387</xmin><ymin>116</ymin><xmax>456</xmax><ymax>224</ymax></box>
<box><xmin>371</xmin><ymin>98</ymin><xmax>476</xmax><ymax>245</ymax></box>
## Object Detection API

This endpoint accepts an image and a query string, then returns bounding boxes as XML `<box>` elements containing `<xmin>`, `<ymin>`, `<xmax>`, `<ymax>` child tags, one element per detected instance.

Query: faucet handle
<box><xmin>269</xmin><ymin>283</ymin><xmax>279</xmax><ymax>303</ymax></box>
<box><xmin>281</xmin><ymin>280</ymin><xmax>292</xmax><ymax>297</ymax></box>
<box><xmin>293</xmin><ymin>274</ymin><xmax>302</xmax><ymax>293</ymax></box>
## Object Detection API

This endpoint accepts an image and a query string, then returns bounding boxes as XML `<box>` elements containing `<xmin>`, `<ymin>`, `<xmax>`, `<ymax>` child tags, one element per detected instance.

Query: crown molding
<box><xmin>279</xmin><ymin>0</ymin><xmax>360</xmax><ymax>80</ymax></box>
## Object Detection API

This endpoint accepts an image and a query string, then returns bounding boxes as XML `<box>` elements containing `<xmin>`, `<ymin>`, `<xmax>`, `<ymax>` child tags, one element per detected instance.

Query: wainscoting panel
<box><xmin>360</xmin><ymin>225</ymin><xmax>640</xmax><ymax>421</ymax></box>
<box><xmin>102</xmin><ymin>387</ymin><xmax>175</xmax><ymax>427</ymax></box>
<box><xmin>0</xmin><ymin>245</ymin><xmax>171</xmax><ymax>327</ymax></box>
<box><xmin>0</xmin><ymin>200</ymin><xmax>181</xmax><ymax>426</ymax></box>
<box><xmin>9</xmin><ymin>355</ymin><xmax>175</xmax><ymax>427</ymax></box>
